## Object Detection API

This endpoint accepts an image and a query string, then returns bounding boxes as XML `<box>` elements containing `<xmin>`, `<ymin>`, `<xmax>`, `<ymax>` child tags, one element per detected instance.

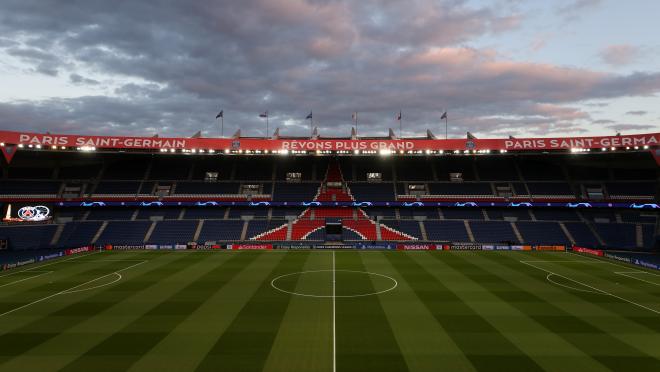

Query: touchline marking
<box><xmin>0</xmin><ymin>271</ymin><xmax>52</xmax><ymax>288</ymax></box>
<box><xmin>569</xmin><ymin>251</ymin><xmax>660</xmax><ymax>274</ymax></box>
<box><xmin>520</xmin><ymin>260</ymin><xmax>660</xmax><ymax>315</ymax></box>
<box><xmin>0</xmin><ymin>260</ymin><xmax>147</xmax><ymax>318</ymax></box>
<box><xmin>332</xmin><ymin>250</ymin><xmax>336</xmax><ymax>372</ymax></box>
<box><xmin>0</xmin><ymin>251</ymin><xmax>100</xmax><ymax>279</ymax></box>
<box><xmin>615</xmin><ymin>272</ymin><xmax>660</xmax><ymax>286</ymax></box>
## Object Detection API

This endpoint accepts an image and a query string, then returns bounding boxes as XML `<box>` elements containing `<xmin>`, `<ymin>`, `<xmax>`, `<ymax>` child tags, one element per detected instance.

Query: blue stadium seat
<box><xmin>469</xmin><ymin>221</ymin><xmax>519</xmax><ymax>243</ymax></box>
<box><xmin>424</xmin><ymin>220</ymin><xmax>469</xmax><ymax>242</ymax></box>
<box><xmin>516</xmin><ymin>222</ymin><xmax>570</xmax><ymax>245</ymax></box>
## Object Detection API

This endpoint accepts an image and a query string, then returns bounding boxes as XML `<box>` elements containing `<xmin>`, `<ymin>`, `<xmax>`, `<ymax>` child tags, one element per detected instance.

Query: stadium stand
<box><xmin>0</xmin><ymin>136</ymin><xmax>656</xmax><ymax>250</ymax></box>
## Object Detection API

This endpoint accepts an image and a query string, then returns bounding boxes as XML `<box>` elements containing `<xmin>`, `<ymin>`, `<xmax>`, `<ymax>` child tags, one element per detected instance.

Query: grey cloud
<box><xmin>69</xmin><ymin>73</ymin><xmax>100</xmax><ymax>85</ymax></box>
<box><xmin>0</xmin><ymin>0</ymin><xmax>658</xmax><ymax>139</ymax></box>
<box><xmin>600</xmin><ymin>44</ymin><xmax>640</xmax><ymax>66</ymax></box>
<box><xmin>625</xmin><ymin>110</ymin><xmax>647</xmax><ymax>116</ymax></box>
<box><xmin>605</xmin><ymin>123</ymin><xmax>657</xmax><ymax>131</ymax></box>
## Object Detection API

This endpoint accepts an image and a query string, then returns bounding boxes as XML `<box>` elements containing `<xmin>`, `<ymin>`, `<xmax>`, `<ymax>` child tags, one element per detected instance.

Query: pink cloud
<box><xmin>600</xmin><ymin>44</ymin><xmax>639</xmax><ymax>66</ymax></box>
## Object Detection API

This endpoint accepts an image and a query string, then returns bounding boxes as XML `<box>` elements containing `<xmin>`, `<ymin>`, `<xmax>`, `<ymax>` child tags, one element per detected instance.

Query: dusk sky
<box><xmin>0</xmin><ymin>0</ymin><xmax>659</xmax><ymax>138</ymax></box>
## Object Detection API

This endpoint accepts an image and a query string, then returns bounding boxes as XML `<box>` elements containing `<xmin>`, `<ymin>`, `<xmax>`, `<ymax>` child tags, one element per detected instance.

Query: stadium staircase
<box><xmin>252</xmin><ymin>159</ymin><xmax>415</xmax><ymax>241</ymax></box>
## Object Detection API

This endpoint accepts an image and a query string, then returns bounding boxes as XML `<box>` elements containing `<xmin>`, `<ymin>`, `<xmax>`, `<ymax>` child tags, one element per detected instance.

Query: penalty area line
<box><xmin>520</xmin><ymin>260</ymin><xmax>660</xmax><ymax>315</ymax></box>
<box><xmin>0</xmin><ymin>259</ymin><xmax>147</xmax><ymax>318</ymax></box>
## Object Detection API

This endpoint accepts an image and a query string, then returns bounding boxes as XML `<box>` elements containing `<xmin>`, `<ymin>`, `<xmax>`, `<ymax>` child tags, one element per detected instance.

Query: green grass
<box><xmin>1</xmin><ymin>250</ymin><xmax>660</xmax><ymax>372</ymax></box>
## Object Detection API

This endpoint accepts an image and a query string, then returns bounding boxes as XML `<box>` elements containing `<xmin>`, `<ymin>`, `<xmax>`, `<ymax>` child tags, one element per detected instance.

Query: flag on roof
<box><xmin>215</xmin><ymin>110</ymin><xmax>223</xmax><ymax>119</ymax></box>
<box><xmin>259</xmin><ymin>111</ymin><xmax>268</xmax><ymax>118</ymax></box>
<box><xmin>396</xmin><ymin>111</ymin><xmax>402</xmax><ymax>120</ymax></box>
<box><xmin>440</xmin><ymin>111</ymin><xmax>447</xmax><ymax>120</ymax></box>
<box><xmin>306</xmin><ymin>111</ymin><xmax>313</xmax><ymax>119</ymax></box>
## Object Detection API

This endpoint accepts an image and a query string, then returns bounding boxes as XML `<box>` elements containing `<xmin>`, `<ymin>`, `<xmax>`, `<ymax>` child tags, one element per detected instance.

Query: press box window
<box><xmin>241</xmin><ymin>184</ymin><xmax>261</xmax><ymax>195</ymax></box>
<box><xmin>286</xmin><ymin>172</ymin><xmax>302</xmax><ymax>183</ymax></box>
<box><xmin>449</xmin><ymin>173</ymin><xmax>463</xmax><ymax>182</ymax></box>
<box><xmin>367</xmin><ymin>172</ymin><xmax>382</xmax><ymax>182</ymax></box>
<box><xmin>205</xmin><ymin>172</ymin><xmax>219</xmax><ymax>182</ymax></box>
<box><xmin>408</xmin><ymin>184</ymin><xmax>427</xmax><ymax>196</ymax></box>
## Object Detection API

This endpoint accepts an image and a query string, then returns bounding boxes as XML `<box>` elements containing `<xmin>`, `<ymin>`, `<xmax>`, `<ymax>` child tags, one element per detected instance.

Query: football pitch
<box><xmin>1</xmin><ymin>250</ymin><xmax>660</xmax><ymax>372</ymax></box>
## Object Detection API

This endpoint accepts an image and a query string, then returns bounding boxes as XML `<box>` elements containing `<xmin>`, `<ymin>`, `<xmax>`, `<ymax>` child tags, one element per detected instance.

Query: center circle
<box><xmin>271</xmin><ymin>270</ymin><xmax>397</xmax><ymax>298</ymax></box>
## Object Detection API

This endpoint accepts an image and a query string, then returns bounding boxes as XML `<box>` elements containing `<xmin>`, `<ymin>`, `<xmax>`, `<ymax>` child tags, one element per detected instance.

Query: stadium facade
<box><xmin>0</xmin><ymin>129</ymin><xmax>658</xmax><ymax>254</ymax></box>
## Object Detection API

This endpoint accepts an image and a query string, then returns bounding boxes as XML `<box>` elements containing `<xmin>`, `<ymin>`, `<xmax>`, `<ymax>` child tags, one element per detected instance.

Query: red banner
<box><xmin>229</xmin><ymin>244</ymin><xmax>273</xmax><ymax>250</ymax></box>
<box><xmin>0</xmin><ymin>130</ymin><xmax>657</xmax><ymax>152</ymax></box>
<box><xmin>396</xmin><ymin>244</ymin><xmax>437</xmax><ymax>250</ymax></box>
<box><xmin>572</xmin><ymin>246</ymin><xmax>604</xmax><ymax>256</ymax></box>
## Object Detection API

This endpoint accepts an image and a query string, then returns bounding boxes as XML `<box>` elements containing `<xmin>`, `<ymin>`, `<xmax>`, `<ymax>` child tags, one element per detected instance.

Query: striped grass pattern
<box><xmin>1</xmin><ymin>250</ymin><xmax>660</xmax><ymax>371</ymax></box>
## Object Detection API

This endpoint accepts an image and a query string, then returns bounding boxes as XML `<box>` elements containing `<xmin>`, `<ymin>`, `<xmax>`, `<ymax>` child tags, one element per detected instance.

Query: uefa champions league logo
<box><xmin>231</xmin><ymin>140</ymin><xmax>241</xmax><ymax>150</ymax></box>
<box><xmin>17</xmin><ymin>205</ymin><xmax>50</xmax><ymax>221</ymax></box>
<box><xmin>465</xmin><ymin>140</ymin><xmax>476</xmax><ymax>150</ymax></box>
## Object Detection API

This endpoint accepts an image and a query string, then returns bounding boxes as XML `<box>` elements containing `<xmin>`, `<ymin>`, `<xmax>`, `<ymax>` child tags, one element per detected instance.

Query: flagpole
<box><xmin>221</xmin><ymin>116</ymin><xmax>224</xmax><ymax>137</ymax></box>
<box><xmin>445</xmin><ymin>115</ymin><xmax>447</xmax><ymax>140</ymax></box>
<box><xmin>266</xmin><ymin>112</ymin><xmax>269</xmax><ymax>138</ymax></box>
<box><xmin>399</xmin><ymin>110</ymin><xmax>402</xmax><ymax>138</ymax></box>
<box><xmin>355</xmin><ymin>112</ymin><xmax>358</xmax><ymax>136</ymax></box>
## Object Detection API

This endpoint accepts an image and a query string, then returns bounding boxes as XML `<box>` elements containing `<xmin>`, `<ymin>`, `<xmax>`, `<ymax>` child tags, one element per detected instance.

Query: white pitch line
<box><xmin>569</xmin><ymin>251</ymin><xmax>660</xmax><ymax>275</ymax></box>
<box><xmin>545</xmin><ymin>273</ymin><xmax>599</xmax><ymax>294</ymax></box>
<box><xmin>520</xmin><ymin>260</ymin><xmax>660</xmax><ymax>315</ymax></box>
<box><xmin>0</xmin><ymin>251</ymin><xmax>100</xmax><ymax>278</ymax></box>
<box><xmin>332</xmin><ymin>250</ymin><xmax>336</xmax><ymax>372</ymax></box>
<box><xmin>615</xmin><ymin>272</ymin><xmax>660</xmax><ymax>287</ymax></box>
<box><xmin>0</xmin><ymin>271</ymin><xmax>52</xmax><ymax>288</ymax></box>
<box><xmin>0</xmin><ymin>259</ymin><xmax>147</xmax><ymax>318</ymax></box>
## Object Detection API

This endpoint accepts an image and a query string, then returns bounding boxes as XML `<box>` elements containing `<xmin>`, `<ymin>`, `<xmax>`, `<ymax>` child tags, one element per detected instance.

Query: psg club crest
<box><xmin>465</xmin><ymin>140</ymin><xmax>476</xmax><ymax>150</ymax></box>
<box><xmin>231</xmin><ymin>140</ymin><xmax>241</xmax><ymax>150</ymax></box>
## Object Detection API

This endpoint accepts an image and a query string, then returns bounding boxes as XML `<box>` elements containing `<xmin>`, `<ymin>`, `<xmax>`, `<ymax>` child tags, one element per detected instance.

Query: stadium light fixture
<box><xmin>643</xmin><ymin>145</ymin><xmax>649</xmax><ymax>149</ymax></box>
<box><xmin>224</xmin><ymin>149</ymin><xmax>230</xmax><ymax>154</ymax></box>
<box><xmin>601</xmin><ymin>147</ymin><xmax>607</xmax><ymax>151</ymax></box>
<box><xmin>28</xmin><ymin>144</ymin><xmax>34</xmax><ymax>148</ymax></box>
<box><xmin>0</xmin><ymin>142</ymin><xmax>4</xmax><ymax>146</ymax></box>
<box><xmin>35</xmin><ymin>144</ymin><xmax>41</xmax><ymax>149</ymax></box>
<box><xmin>60</xmin><ymin>146</ymin><xmax>66</xmax><ymax>150</ymax></box>
<box><xmin>625</xmin><ymin>146</ymin><xmax>630</xmax><ymax>150</ymax></box>
<box><xmin>51</xmin><ymin>145</ymin><xmax>57</xmax><ymax>150</ymax></box>
<box><xmin>18</xmin><ymin>144</ymin><xmax>25</xmax><ymax>148</ymax></box>
<box><xmin>610</xmin><ymin>147</ymin><xmax>616</xmax><ymax>151</ymax></box>
<box><xmin>379</xmin><ymin>149</ymin><xmax>392</xmax><ymax>156</ymax></box>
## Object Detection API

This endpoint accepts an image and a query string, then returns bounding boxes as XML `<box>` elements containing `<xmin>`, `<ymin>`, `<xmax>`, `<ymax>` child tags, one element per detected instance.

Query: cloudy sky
<box><xmin>0</xmin><ymin>0</ymin><xmax>659</xmax><ymax>139</ymax></box>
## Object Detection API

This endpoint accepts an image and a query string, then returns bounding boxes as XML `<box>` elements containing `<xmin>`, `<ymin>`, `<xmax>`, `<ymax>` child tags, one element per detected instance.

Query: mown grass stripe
<box><xmin>262</xmin><ymin>250</ymin><xmax>333</xmax><ymax>372</ymax></box>
<box><xmin>472</xmin><ymin>252</ymin><xmax>660</xmax><ymax>369</ymax></box>
<box><xmin>492</xmin><ymin>252</ymin><xmax>660</xmax><ymax>335</ymax></box>
<box><xmin>437</xmin><ymin>252</ymin><xmax>641</xmax><ymax>370</ymax></box>
<box><xmin>385</xmin><ymin>252</ymin><xmax>543</xmax><ymax>372</ymax></box>
<box><xmin>0</xmin><ymin>254</ymin><xmax>142</xmax><ymax>316</ymax></box>
<box><xmin>126</xmin><ymin>252</ymin><xmax>287</xmax><ymax>372</ymax></box>
<box><xmin>0</xmin><ymin>252</ymin><xmax>199</xmax><ymax>364</ymax></box>
<box><xmin>334</xmin><ymin>251</ymin><xmax>409</xmax><ymax>372</ymax></box>
<box><xmin>194</xmin><ymin>251</ymin><xmax>310</xmax><ymax>372</ymax></box>
<box><xmin>361</xmin><ymin>251</ymin><xmax>475</xmax><ymax>372</ymax></box>
<box><xmin>57</xmin><ymin>251</ymin><xmax>262</xmax><ymax>372</ymax></box>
